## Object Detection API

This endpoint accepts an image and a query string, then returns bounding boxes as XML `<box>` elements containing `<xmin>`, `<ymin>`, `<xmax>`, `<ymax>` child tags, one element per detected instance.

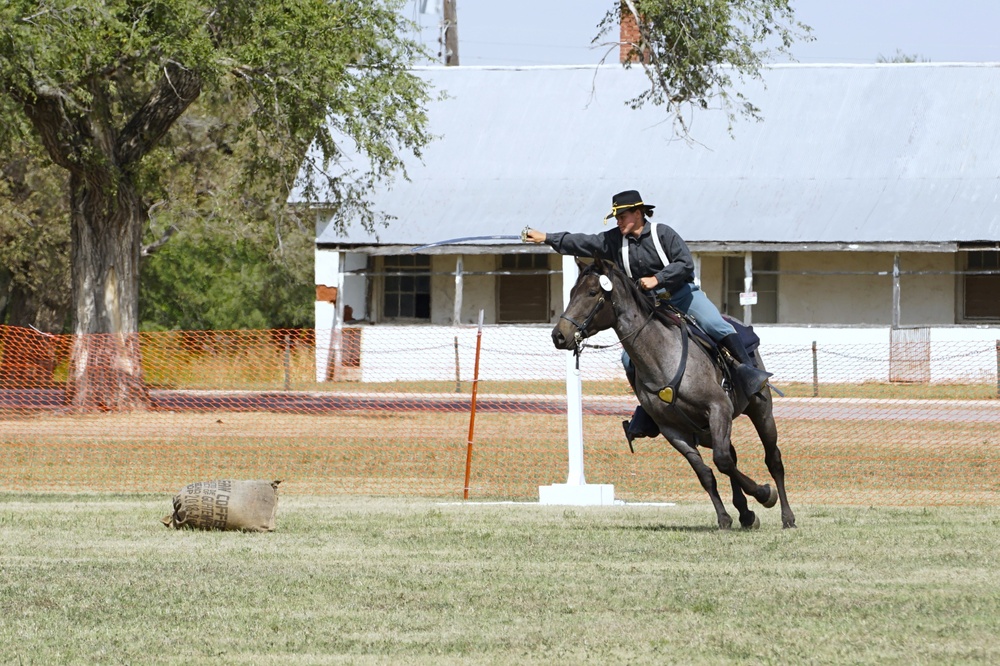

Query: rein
<box><xmin>581</xmin><ymin>305</ymin><xmax>656</xmax><ymax>351</ymax></box>
<box><xmin>562</xmin><ymin>286</ymin><xmax>659</xmax><ymax>354</ymax></box>
<box><xmin>558</xmin><ymin>294</ymin><xmax>605</xmax><ymax>345</ymax></box>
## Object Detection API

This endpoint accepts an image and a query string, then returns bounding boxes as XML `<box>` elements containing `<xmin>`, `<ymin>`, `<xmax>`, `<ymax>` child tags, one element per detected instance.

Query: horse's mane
<box><xmin>581</xmin><ymin>260</ymin><xmax>656</xmax><ymax>317</ymax></box>
<box><xmin>582</xmin><ymin>260</ymin><xmax>682</xmax><ymax>330</ymax></box>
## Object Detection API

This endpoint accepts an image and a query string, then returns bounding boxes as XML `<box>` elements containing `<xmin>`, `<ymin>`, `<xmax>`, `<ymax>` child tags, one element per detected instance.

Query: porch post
<box><xmin>743</xmin><ymin>252</ymin><xmax>754</xmax><ymax>325</ymax></box>
<box><xmin>332</xmin><ymin>251</ymin><xmax>346</xmax><ymax>377</ymax></box>
<box><xmin>453</xmin><ymin>255</ymin><xmax>464</xmax><ymax>325</ymax></box>
<box><xmin>314</xmin><ymin>247</ymin><xmax>341</xmax><ymax>382</ymax></box>
<box><xmin>892</xmin><ymin>253</ymin><xmax>901</xmax><ymax>328</ymax></box>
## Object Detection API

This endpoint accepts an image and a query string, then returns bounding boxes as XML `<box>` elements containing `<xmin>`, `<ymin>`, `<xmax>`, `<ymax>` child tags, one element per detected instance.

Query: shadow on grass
<box><xmin>580</xmin><ymin>523</ymin><xmax>721</xmax><ymax>533</ymax></box>
<box><xmin>628</xmin><ymin>523</ymin><xmax>721</xmax><ymax>533</ymax></box>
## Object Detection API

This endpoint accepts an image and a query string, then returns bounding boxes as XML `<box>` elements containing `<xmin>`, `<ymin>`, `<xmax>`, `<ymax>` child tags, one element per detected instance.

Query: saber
<box><xmin>411</xmin><ymin>227</ymin><xmax>531</xmax><ymax>252</ymax></box>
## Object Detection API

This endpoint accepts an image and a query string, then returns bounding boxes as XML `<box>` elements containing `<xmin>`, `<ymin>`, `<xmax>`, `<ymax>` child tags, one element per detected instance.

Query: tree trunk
<box><xmin>66</xmin><ymin>171</ymin><xmax>150</xmax><ymax>411</ymax></box>
<box><xmin>10</xmin><ymin>62</ymin><xmax>201</xmax><ymax>410</ymax></box>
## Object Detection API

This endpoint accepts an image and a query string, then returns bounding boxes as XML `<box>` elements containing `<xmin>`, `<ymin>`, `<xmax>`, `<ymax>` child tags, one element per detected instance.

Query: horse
<box><xmin>552</xmin><ymin>257</ymin><xmax>796</xmax><ymax>529</ymax></box>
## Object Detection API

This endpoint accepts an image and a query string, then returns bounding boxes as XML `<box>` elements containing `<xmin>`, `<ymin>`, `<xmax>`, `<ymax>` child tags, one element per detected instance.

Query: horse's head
<box><xmin>551</xmin><ymin>257</ymin><xmax>619</xmax><ymax>350</ymax></box>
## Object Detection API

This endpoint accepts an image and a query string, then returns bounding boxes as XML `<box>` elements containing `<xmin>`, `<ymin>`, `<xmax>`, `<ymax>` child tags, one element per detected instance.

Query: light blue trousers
<box><xmin>621</xmin><ymin>282</ymin><xmax>735</xmax><ymax>373</ymax></box>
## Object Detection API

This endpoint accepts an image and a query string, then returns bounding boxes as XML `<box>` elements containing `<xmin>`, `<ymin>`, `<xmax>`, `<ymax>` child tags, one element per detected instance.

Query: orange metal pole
<box><xmin>463</xmin><ymin>310</ymin><xmax>484</xmax><ymax>499</ymax></box>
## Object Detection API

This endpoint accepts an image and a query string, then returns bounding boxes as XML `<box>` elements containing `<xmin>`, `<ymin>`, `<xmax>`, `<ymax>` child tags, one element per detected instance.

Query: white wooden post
<box><xmin>332</xmin><ymin>251</ymin><xmax>345</xmax><ymax>379</ymax></box>
<box><xmin>453</xmin><ymin>256</ymin><xmax>464</xmax><ymax>325</ymax></box>
<box><xmin>563</xmin><ymin>257</ymin><xmax>586</xmax><ymax>486</ymax></box>
<box><xmin>539</xmin><ymin>255</ymin><xmax>615</xmax><ymax>505</ymax></box>
<box><xmin>743</xmin><ymin>252</ymin><xmax>754</xmax><ymax>325</ymax></box>
<box><xmin>314</xmin><ymin>247</ymin><xmax>341</xmax><ymax>382</ymax></box>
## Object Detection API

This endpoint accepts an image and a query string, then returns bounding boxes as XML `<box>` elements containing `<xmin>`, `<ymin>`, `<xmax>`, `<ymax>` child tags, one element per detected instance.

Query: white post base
<box><xmin>538</xmin><ymin>484</ymin><xmax>616</xmax><ymax>506</ymax></box>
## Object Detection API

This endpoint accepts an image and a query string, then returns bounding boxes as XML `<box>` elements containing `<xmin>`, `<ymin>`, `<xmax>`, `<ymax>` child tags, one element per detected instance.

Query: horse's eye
<box><xmin>588</xmin><ymin>289</ymin><xmax>599</xmax><ymax>297</ymax></box>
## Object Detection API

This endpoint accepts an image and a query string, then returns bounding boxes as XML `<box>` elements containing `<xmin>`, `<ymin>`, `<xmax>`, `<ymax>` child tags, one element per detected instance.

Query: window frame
<box><xmin>959</xmin><ymin>249</ymin><xmax>1000</xmax><ymax>323</ymax></box>
<box><xmin>380</xmin><ymin>254</ymin><xmax>432</xmax><ymax>322</ymax></box>
<box><xmin>496</xmin><ymin>253</ymin><xmax>551</xmax><ymax>324</ymax></box>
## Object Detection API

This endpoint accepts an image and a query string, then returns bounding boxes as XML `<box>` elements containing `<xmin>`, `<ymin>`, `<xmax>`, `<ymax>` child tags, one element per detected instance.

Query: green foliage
<box><xmin>135</xmin><ymin>95</ymin><xmax>318</xmax><ymax>331</ymax></box>
<box><xmin>140</xmin><ymin>224</ymin><xmax>314</xmax><ymax>331</ymax></box>
<box><xmin>0</xmin><ymin>145</ymin><xmax>71</xmax><ymax>330</ymax></box>
<box><xmin>877</xmin><ymin>49</ymin><xmax>930</xmax><ymax>63</ymax></box>
<box><xmin>0</xmin><ymin>0</ymin><xmax>432</xmax><ymax>336</ymax></box>
<box><xmin>597</xmin><ymin>0</ymin><xmax>812</xmax><ymax>135</ymax></box>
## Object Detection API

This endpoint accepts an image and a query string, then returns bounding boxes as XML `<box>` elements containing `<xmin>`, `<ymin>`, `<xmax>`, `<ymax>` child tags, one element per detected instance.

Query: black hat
<box><xmin>604</xmin><ymin>190</ymin><xmax>655</xmax><ymax>221</ymax></box>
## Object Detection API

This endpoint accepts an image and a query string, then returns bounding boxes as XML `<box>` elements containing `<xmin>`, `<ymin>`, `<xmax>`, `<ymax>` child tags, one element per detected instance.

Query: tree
<box><xmin>597</xmin><ymin>0</ymin><xmax>812</xmax><ymax>136</ymax></box>
<box><xmin>877</xmin><ymin>49</ymin><xmax>930</xmax><ymax>63</ymax></box>
<box><xmin>0</xmin><ymin>0</ymin><xmax>431</xmax><ymax>409</ymax></box>
<box><xmin>0</xmin><ymin>144</ymin><xmax>71</xmax><ymax>332</ymax></box>
<box><xmin>135</xmin><ymin>98</ymin><xmax>317</xmax><ymax>332</ymax></box>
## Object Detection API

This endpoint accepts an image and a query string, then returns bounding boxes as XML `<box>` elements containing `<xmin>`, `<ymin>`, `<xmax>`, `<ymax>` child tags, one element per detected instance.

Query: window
<box><xmin>497</xmin><ymin>254</ymin><xmax>550</xmax><ymax>323</ymax></box>
<box><xmin>963</xmin><ymin>250</ymin><xmax>1000</xmax><ymax>320</ymax></box>
<box><xmin>383</xmin><ymin>255</ymin><xmax>430</xmax><ymax>320</ymax></box>
<box><xmin>723</xmin><ymin>252</ymin><xmax>778</xmax><ymax>324</ymax></box>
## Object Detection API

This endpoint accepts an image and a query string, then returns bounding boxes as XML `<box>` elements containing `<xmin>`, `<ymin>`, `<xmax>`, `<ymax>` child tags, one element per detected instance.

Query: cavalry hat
<box><xmin>604</xmin><ymin>190</ymin><xmax>655</xmax><ymax>221</ymax></box>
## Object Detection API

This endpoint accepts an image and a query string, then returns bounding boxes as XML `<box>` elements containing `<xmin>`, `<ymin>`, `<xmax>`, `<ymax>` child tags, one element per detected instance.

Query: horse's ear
<box><xmin>576</xmin><ymin>257</ymin><xmax>588</xmax><ymax>271</ymax></box>
<box><xmin>592</xmin><ymin>257</ymin><xmax>605</xmax><ymax>271</ymax></box>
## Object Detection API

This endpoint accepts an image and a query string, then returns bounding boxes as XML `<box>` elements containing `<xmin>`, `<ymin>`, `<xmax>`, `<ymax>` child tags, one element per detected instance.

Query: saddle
<box><xmin>649</xmin><ymin>301</ymin><xmax>762</xmax><ymax>414</ymax></box>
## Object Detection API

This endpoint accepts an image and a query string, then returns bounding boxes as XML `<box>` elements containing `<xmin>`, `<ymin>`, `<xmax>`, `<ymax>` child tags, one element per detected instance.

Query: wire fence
<box><xmin>1</xmin><ymin>324</ymin><xmax>999</xmax><ymax>505</ymax></box>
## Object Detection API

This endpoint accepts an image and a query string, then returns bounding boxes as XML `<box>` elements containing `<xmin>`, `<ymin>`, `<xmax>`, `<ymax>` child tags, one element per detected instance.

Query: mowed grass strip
<box><xmin>1</xmin><ymin>496</ymin><xmax>999</xmax><ymax>665</ymax></box>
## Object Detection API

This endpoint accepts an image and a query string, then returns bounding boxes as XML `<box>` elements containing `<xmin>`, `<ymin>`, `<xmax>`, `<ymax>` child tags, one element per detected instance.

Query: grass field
<box><xmin>1</xmin><ymin>495</ymin><xmax>999</xmax><ymax>664</ymax></box>
<box><xmin>3</xmin><ymin>408</ymin><xmax>1000</xmax><ymax>504</ymax></box>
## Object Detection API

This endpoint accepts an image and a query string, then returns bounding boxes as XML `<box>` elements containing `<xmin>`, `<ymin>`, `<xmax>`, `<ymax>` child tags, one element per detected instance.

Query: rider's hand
<box><xmin>639</xmin><ymin>276</ymin><xmax>659</xmax><ymax>291</ymax></box>
<box><xmin>523</xmin><ymin>229</ymin><xmax>546</xmax><ymax>243</ymax></box>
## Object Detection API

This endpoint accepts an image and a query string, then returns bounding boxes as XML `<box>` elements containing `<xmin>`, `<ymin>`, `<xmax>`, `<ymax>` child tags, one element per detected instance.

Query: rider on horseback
<box><xmin>524</xmin><ymin>189</ymin><xmax>772</xmax><ymax>448</ymax></box>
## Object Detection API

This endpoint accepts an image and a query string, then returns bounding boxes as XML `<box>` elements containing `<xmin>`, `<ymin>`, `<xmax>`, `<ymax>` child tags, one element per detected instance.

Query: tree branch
<box><xmin>140</xmin><ymin>223</ymin><xmax>177</xmax><ymax>257</ymax></box>
<box><xmin>116</xmin><ymin>61</ymin><xmax>202</xmax><ymax>167</ymax></box>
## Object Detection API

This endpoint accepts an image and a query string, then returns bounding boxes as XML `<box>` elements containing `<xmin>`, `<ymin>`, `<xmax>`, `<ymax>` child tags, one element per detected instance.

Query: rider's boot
<box><xmin>622</xmin><ymin>405</ymin><xmax>661</xmax><ymax>453</ymax></box>
<box><xmin>622</xmin><ymin>360</ymin><xmax>660</xmax><ymax>452</ymax></box>
<box><xmin>720</xmin><ymin>333</ymin><xmax>772</xmax><ymax>397</ymax></box>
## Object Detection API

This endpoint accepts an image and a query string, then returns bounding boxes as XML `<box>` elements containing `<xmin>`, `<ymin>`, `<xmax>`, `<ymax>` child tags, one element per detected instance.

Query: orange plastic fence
<box><xmin>1</xmin><ymin>324</ymin><xmax>999</xmax><ymax>505</ymax></box>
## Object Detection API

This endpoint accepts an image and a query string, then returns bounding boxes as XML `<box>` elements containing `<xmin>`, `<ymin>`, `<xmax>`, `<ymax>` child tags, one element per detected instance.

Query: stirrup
<box><xmin>735</xmin><ymin>364</ymin><xmax>771</xmax><ymax>396</ymax></box>
<box><xmin>622</xmin><ymin>420</ymin><xmax>636</xmax><ymax>454</ymax></box>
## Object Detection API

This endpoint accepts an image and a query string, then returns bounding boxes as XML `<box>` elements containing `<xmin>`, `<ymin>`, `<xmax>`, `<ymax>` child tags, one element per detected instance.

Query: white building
<box><xmin>291</xmin><ymin>63</ymin><xmax>1000</xmax><ymax>382</ymax></box>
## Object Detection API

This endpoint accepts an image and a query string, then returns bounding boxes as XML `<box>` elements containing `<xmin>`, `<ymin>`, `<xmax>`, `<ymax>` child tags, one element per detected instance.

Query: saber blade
<box><xmin>411</xmin><ymin>235</ymin><xmax>522</xmax><ymax>252</ymax></box>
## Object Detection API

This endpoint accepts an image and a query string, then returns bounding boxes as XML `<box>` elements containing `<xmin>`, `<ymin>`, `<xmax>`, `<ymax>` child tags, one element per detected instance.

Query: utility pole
<box><xmin>442</xmin><ymin>0</ymin><xmax>459</xmax><ymax>66</ymax></box>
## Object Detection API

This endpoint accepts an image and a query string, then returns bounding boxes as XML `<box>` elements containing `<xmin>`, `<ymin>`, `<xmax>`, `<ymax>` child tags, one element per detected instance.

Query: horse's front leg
<box><xmin>707</xmin><ymin>406</ymin><xmax>777</xmax><ymax>510</ymax></box>
<box><xmin>661</xmin><ymin>425</ymin><xmax>731</xmax><ymax>530</ymax></box>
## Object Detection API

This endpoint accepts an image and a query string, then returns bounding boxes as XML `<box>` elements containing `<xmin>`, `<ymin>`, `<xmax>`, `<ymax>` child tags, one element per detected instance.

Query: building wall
<box><xmin>430</xmin><ymin>253</ymin><xmax>563</xmax><ymax>325</ymax></box>
<box><xmin>315</xmin><ymin>323</ymin><xmax>1000</xmax><ymax>384</ymax></box>
<box><xmin>697</xmin><ymin>255</ymin><xmax>725</xmax><ymax>307</ymax></box>
<box><xmin>315</xmin><ymin>247</ymin><xmax>996</xmax><ymax>384</ymax></box>
<box><xmin>435</xmin><ymin>254</ymin><xmax>496</xmax><ymax>325</ymax></box>
<box><xmin>897</xmin><ymin>252</ymin><xmax>956</xmax><ymax>325</ymax></box>
<box><xmin>316</xmin><ymin>249</ymin><xmax>963</xmax><ymax>329</ymax></box>
<box><xmin>778</xmin><ymin>252</ymin><xmax>955</xmax><ymax>325</ymax></box>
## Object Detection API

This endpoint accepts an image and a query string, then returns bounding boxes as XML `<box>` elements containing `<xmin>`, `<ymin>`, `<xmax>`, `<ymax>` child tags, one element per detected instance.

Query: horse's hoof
<box><xmin>740</xmin><ymin>512</ymin><xmax>760</xmax><ymax>530</ymax></box>
<box><xmin>758</xmin><ymin>485</ymin><xmax>778</xmax><ymax>508</ymax></box>
<box><xmin>718</xmin><ymin>514</ymin><xmax>733</xmax><ymax>530</ymax></box>
<box><xmin>783</xmin><ymin>519</ymin><xmax>797</xmax><ymax>529</ymax></box>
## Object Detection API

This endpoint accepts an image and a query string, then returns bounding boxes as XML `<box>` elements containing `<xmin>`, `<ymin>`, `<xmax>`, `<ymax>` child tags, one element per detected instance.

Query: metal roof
<box><xmin>296</xmin><ymin>63</ymin><xmax>1000</xmax><ymax>249</ymax></box>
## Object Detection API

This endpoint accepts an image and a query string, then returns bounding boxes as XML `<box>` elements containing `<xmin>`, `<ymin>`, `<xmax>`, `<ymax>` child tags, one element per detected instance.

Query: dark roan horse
<box><xmin>552</xmin><ymin>258</ymin><xmax>796</xmax><ymax>529</ymax></box>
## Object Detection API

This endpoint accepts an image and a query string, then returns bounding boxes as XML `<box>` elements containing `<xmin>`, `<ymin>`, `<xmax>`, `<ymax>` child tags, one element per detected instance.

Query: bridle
<box><xmin>559</xmin><ymin>293</ymin><xmax>606</xmax><ymax>347</ymax></box>
<box><xmin>560</xmin><ymin>271</ymin><xmax>658</xmax><ymax>353</ymax></box>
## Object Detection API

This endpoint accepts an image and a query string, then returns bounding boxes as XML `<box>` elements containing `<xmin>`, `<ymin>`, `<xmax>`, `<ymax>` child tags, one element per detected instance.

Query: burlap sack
<box><xmin>161</xmin><ymin>479</ymin><xmax>280</xmax><ymax>532</ymax></box>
